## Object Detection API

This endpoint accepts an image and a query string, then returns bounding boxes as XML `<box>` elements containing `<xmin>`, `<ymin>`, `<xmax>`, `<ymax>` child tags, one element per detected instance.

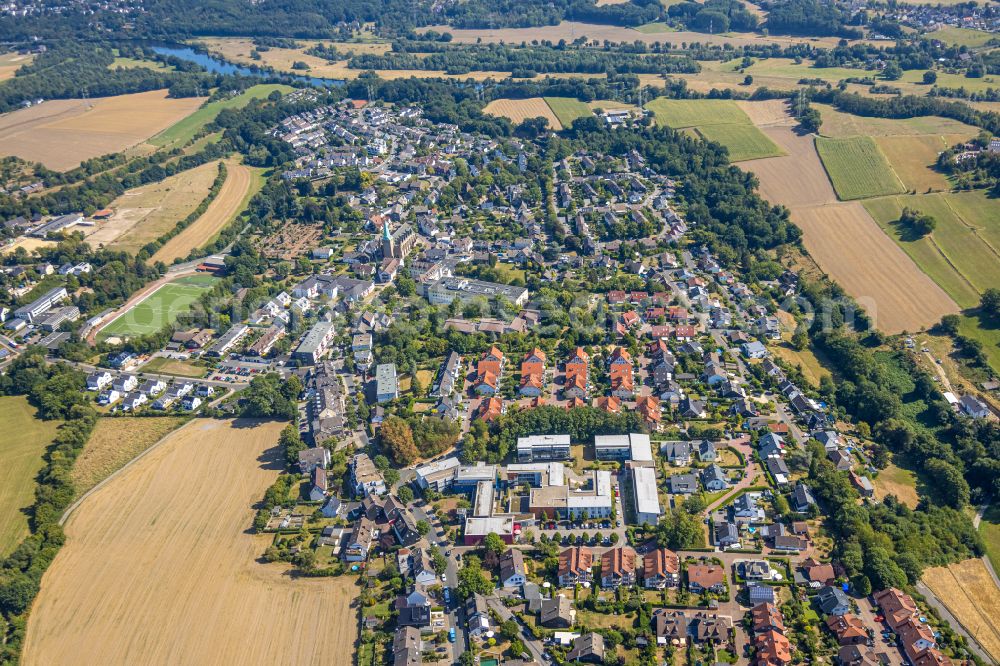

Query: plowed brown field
<box><xmin>23</xmin><ymin>419</ymin><xmax>359</xmax><ymax>666</ymax></box>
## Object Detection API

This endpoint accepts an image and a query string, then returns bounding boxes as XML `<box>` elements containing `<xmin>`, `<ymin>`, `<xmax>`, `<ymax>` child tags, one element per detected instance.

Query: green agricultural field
<box><xmin>864</xmin><ymin>192</ymin><xmax>1000</xmax><ymax>308</ymax></box>
<box><xmin>958</xmin><ymin>312</ymin><xmax>1000</xmax><ymax>373</ymax></box>
<box><xmin>98</xmin><ymin>276</ymin><xmax>217</xmax><ymax>340</ymax></box>
<box><xmin>543</xmin><ymin>97</ymin><xmax>593</xmax><ymax>128</ymax></box>
<box><xmin>695</xmin><ymin>124</ymin><xmax>783</xmax><ymax>161</ymax></box>
<box><xmin>635</xmin><ymin>21</ymin><xmax>677</xmax><ymax>33</ymax></box>
<box><xmin>815</xmin><ymin>136</ymin><xmax>906</xmax><ymax>200</ymax></box>
<box><xmin>980</xmin><ymin>504</ymin><xmax>1000</xmax><ymax>576</ymax></box>
<box><xmin>645</xmin><ymin>98</ymin><xmax>781</xmax><ymax>161</ymax></box>
<box><xmin>645</xmin><ymin>98</ymin><xmax>752</xmax><ymax>128</ymax></box>
<box><xmin>0</xmin><ymin>396</ymin><xmax>61</xmax><ymax>555</ymax></box>
<box><xmin>150</xmin><ymin>84</ymin><xmax>294</xmax><ymax>148</ymax></box>
<box><xmin>927</xmin><ymin>27</ymin><xmax>997</xmax><ymax>48</ymax></box>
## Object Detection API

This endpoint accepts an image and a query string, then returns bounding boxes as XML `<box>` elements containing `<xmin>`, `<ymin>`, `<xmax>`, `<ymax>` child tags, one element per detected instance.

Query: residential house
<box><xmin>826</xmin><ymin>614</ymin><xmax>868</xmax><ymax>646</ymax></box>
<box><xmin>567</xmin><ymin>633</ymin><xmax>605</xmax><ymax>664</ymax></box>
<box><xmin>701</xmin><ymin>464</ymin><xmax>728</xmax><ymax>491</ymax></box>
<box><xmin>540</xmin><ymin>595</ymin><xmax>575</xmax><ymax>628</ymax></box>
<box><xmin>687</xmin><ymin>565</ymin><xmax>726</xmax><ymax>594</ymax></box>
<box><xmin>643</xmin><ymin>548</ymin><xmax>680</xmax><ymax>589</ymax></box>
<box><xmin>558</xmin><ymin>547</ymin><xmax>594</xmax><ymax>587</ymax></box>
<box><xmin>816</xmin><ymin>585</ymin><xmax>851</xmax><ymax>616</ymax></box>
<box><xmin>601</xmin><ymin>547</ymin><xmax>638</xmax><ymax>588</ymax></box>
<box><xmin>500</xmin><ymin>549</ymin><xmax>527</xmax><ymax>588</ymax></box>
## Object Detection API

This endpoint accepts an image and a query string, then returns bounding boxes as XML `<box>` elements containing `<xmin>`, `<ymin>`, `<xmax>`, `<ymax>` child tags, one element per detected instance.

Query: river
<box><xmin>152</xmin><ymin>45</ymin><xmax>345</xmax><ymax>88</ymax></box>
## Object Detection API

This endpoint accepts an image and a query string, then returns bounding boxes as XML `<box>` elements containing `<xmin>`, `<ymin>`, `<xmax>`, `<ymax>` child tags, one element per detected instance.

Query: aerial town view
<box><xmin>1</xmin><ymin>1</ymin><xmax>1000</xmax><ymax>665</ymax></box>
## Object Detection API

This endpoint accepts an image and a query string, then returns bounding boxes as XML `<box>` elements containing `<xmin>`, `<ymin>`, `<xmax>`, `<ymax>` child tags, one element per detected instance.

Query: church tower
<box><xmin>382</xmin><ymin>220</ymin><xmax>395</xmax><ymax>259</ymax></box>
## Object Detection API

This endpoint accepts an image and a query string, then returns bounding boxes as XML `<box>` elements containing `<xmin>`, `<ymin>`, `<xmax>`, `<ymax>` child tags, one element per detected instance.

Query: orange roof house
<box><xmin>595</xmin><ymin>396</ymin><xmax>621</xmax><ymax>414</ymax></box>
<box><xmin>478</xmin><ymin>397</ymin><xmax>504</xmax><ymax>422</ymax></box>
<box><xmin>754</xmin><ymin>630</ymin><xmax>792</xmax><ymax>666</ymax></box>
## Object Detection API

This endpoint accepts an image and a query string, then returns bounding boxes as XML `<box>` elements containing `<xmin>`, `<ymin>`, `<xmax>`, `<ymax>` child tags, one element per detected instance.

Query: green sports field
<box><xmin>815</xmin><ymin>136</ymin><xmax>906</xmax><ymax>200</ymax></box>
<box><xmin>98</xmin><ymin>275</ymin><xmax>217</xmax><ymax>340</ymax></box>
<box><xmin>543</xmin><ymin>97</ymin><xmax>593</xmax><ymax>128</ymax></box>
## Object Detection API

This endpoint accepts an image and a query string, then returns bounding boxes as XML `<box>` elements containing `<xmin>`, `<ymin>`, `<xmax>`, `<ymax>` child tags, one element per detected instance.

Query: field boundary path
<box><xmin>973</xmin><ymin>505</ymin><xmax>1000</xmax><ymax>590</ymax></box>
<box><xmin>58</xmin><ymin>417</ymin><xmax>191</xmax><ymax>527</ymax></box>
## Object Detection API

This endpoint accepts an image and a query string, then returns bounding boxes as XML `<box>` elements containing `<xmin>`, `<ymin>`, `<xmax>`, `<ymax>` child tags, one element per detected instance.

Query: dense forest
<box><xmin>348</xmin><ymin>46</ymin><xmax>698</xmax><ymax>76</ymax></box>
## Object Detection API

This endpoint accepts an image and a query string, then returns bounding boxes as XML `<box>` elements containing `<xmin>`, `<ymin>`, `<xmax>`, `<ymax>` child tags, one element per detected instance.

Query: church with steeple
<box><xmin>380</xmin><ymin>220</ymin><xmax>415</xmax><ymax>261</ymax></box>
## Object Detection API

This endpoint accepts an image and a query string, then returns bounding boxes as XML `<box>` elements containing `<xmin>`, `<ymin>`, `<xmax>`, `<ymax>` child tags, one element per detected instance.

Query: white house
<box><xmin>87</xmin><ymin>370</ymin><xmax>112</xmax><ymax>391</ymax></box>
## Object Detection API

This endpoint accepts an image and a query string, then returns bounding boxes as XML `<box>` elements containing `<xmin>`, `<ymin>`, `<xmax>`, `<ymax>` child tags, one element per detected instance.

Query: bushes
<box><xmin>139</xmin><ymin>162</ymin><xmax>227</xmax><ymax>259</ymax></box>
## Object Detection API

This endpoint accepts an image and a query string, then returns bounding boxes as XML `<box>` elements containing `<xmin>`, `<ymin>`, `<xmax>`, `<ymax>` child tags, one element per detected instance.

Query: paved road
<box><xmin>65</xmin><ymin>360</ymin><xmax>248</xmax><ymax>390</ymax></box>
<box><xmin>915</xmin><ymin>580</ymin><xmax>995</xmax><ymax>664</ymax></box>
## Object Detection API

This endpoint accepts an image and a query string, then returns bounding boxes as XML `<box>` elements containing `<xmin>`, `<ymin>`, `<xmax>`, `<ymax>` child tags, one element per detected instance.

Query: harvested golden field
<box><xmin>151</xmin><ymin>160</ymin><xmax>258</xmax><ymax>264</ymax></box>
<box><xmin>744</xmin><ymin>126</ymin><xmax>838</xmax><ymax>207</ymax></box>
<box><xmin>70</xmin><ymin>416</ymin><xmax>188</xmax><ymax>499</ymax></box>
<box><xmin>922</xmin><ymin>559</ymin><xmax>1000</xmax><ymax>663</ymax></box>
<box><xmin>739</xmin><ymin>108</ymin><xmax>959</xmax><ymax>333</ymax></box>
<box><xmin>874</xmin><ymin>135</ymin><xmax>960</xmax><ymax>193</ymax></box>
<box><xmin>0</xmin><ymin>90</ymin><xmax>205</xmax><ymax>171</ymax></box>
<box><xmin>428</xmin><ymin>22</ymin><xmax>852</xmax><ymax>48</ymax></box>
<box><xmin>736</xmin><ymin>99</ymin><xmax>793</xmax><ymax>126</ymax></box>
<box><xmin>0</xmin><ymin>51</ymin><xmax>31</xmax><ymax>81</ymax></box>
<box><xmin>794</xmin><ymin>202</ymin><xmax>958</xmax><ymax>333</ymax></box>
<box><xmin>23</xmin><ymin>419</ymin><xmax>359</xmax><ymax>666</ymax></box>
<box><xmin>87</xmin><ymin>161</ymin><xmax>220</xmax><ymax>252</ymax></box>
<box><xmin>484</xmin><ymin>97</ymin><xmax>563</xmax><ymax>130</ymax></box>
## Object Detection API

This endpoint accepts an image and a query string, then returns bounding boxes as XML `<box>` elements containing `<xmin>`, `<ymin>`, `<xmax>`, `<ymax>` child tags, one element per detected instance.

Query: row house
<box><xmin>563</xmin><ymin>347</ymin><xmax>590</xmax><ymax>400</ymax></box>
<box><xmin>608</xmin><ymin>346</ymin><xmax>634</xmax><ymax>400</ymax></box>
<box><xmin>519</xmin><ymin>348</ymin><xmax>546</xmax><ymax>398</ymax></box>
<box><xmin>473</xmin><ymin>346</ymin><xmax>505</xmax><ymax>395</ymax></box>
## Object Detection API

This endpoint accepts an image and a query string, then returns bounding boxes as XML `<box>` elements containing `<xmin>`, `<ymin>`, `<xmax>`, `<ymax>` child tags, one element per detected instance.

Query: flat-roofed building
<box><xmin>463</xmin><ymin>514</ymin><xmax>516</xmax><ymax>546</ymax></box>
<box><xmin>454</xmin><ymin>463</ymin><xmax>497</xmax><ymax>493</ymax></box>
<box><xmin>415</xmin><ymin>457</ymin><xmax>461</xmax><ymax>492</ymax></box>
<box><xmin>517</xmin><ymin>434</ymin><xmax>571</xmax><ymax>462</ymax></box>
<box><xmin>505</xmin><ymin>462</ymin><xmax>565</xmax><ymax>488</ymax></box>
<box><xmin>14</xmin><ymin>286</ymin><xmax>67</xmax><ymax>323</ymax></box>
<box><xmin>375</xmin><ymin>363</ymin><xmax>399</xmax><ymax>403</ymax></box>
<box><xmin>473</xmin><ymin>480</ymin><xmax>495</xmax><ymax>517</ymax></box>
<box><xmin>594</xmin><ymin>433</ymin><xmax>652</xmax><ymax>462</ymax></box>
<box><xmin>632</xmin><ymin>465</ymin><xmax>661</xmax><ymax>526</ymax></box>
<box><xmin>423</xmin><ymin>276</ymin><xmax>529</xmax><ymax>307</ymax></box>
<box><xmin>206</xmin><ymin>324</ymin><xmax>250</xmax><ymax>357</ymax></box>
<box><xmin>292</xmin><ymin>321</ymin><xmax>336</xmax><ymax>363</ymax></box>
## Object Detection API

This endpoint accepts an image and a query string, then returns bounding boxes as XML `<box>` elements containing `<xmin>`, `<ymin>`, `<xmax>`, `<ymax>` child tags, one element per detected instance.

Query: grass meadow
<box><xmin>0</xmin><ymin>396</ymin><xmax>61</xmax><ymax>555</ymax></box>
<box><xmin>645</xmin><ymin>98</ymin><xmax>782</xmax><ymax>161</ymax></box>
<box><xmin>815</xmin><ymin>136</ymin><xmax>906</xmax><ymax>200</ymax></box>
<box><xmin>150</xmin><ymin>84</ymin><xmax>294</xmax><ymax>148</ymax></box>
<box><xmin>543</xmin><ymin>97</ymin><xmax>594</xmax><ymax>127</ymax></box>
<box><xmin>864</xmin><ymin>192</ymin><xmax>1000</xmax><ymax>309</ymax></box>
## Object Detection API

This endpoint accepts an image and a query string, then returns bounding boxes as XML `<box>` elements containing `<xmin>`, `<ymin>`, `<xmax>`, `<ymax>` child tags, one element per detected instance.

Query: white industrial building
<box><xmin>632</xmin><ymin>466</ymin><xmax>661</xmax><ymax>526</ymax></box>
